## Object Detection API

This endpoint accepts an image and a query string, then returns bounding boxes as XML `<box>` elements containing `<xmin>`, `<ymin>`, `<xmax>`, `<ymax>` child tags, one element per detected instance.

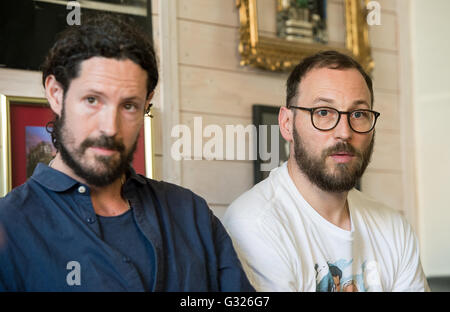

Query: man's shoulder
<box><xmin>137</xmin><ymin>176</ymin><xmax>210</xmax><ymax>214</ymax></box>
<box><xmin>349</xmin><ymin>189</ymin><xmax>407</xmax><ymax>227</ymax></box>
<box><xmin>224</xmin><ymin>171</ymin><xmax>283</xmax><ymax>225</ymax></box>
<box><xmin>0</xmin><ymin>183</ymin><xmax>40</xmax><ymax>230</ymax></box>
<box><xmin>141</xmin><ymin>176</ymin><xmax>204</xmax><ymax>201</ymax></box>
<box><xmin>0</xmin><ymin>183</ymin><xmax>33</xmax><ymax>215</ymax></box>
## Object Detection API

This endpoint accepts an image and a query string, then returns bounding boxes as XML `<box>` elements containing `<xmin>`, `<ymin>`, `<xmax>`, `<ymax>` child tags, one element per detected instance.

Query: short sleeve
<box><xmin>392</xmin><ymin>216</ymin><xmax>430</xmax><ymax>291</ymax></box>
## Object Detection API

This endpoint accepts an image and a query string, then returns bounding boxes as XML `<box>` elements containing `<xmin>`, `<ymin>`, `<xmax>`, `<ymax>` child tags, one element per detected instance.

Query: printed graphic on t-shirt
<box><xmin>314</xmin><ymin>259</ymin><xmax>381</xmax><ymax>292</ymax></box>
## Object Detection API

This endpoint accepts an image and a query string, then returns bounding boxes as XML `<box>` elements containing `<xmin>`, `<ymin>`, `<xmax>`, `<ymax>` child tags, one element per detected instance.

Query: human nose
<box><xmin>99</xmin><ymin>105</ymin><xmax>120</xmax><ymax>137</ymax></box>
<box><xmin>333</xmin><ymin>113</ymin><xmax>353</xmax><ymax>141</ymax></box>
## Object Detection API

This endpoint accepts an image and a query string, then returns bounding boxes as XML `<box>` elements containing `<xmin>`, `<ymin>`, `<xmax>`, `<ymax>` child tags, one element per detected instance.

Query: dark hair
<box><xmin>41</xmin><ymin>13</ymin><xmax>158</xmax><ymax>97</ymax></box>
<box><xmin>42</xmin><ymin>13</ymin><xmax>158</xmax><ymax>150</ymax></box>
<box><xmin>286</xmin><ymin>50</ymin><xmax>373</xmax><ymax>108</ymax></box>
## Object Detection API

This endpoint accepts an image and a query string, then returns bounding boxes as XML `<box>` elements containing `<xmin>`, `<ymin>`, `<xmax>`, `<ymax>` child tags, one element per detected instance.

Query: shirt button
<box><xmin>78</xmin><ymin>186</ymin><xmax>86</xmax><ymax>194</ymax></box>
<box><xmin>86</xmin><ymin>216</ymin><xmax>96</xmax><ymax>224</ymax></box>
<box><xmin>122</xmin><ymin>256</ymin><xmax>131</xmax><ymax>264</ymax></box>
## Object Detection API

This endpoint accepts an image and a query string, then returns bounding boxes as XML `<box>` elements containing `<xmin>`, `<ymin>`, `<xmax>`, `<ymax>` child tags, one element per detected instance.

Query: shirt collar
<box><xmin>31</xmin><ymin>163</ymin><xmax>147</xmax><ymax>192</ymax></box>
<box><xmin>127</xmin><ymin>166</ymin><xmax>147</xmax><ymax>185</ymax></box>
<box><xmin>30</xmin><ymin>163</ymin><xmax>79</xmax><ymax>192</ymax></box>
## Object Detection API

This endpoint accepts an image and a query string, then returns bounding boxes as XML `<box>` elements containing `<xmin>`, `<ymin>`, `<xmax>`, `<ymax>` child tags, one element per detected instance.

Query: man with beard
<box><xmin>223</xmin><ymin>51</ymin><xmax>429</xmax><ymax>292</ymax></box>
<box><xmin>0</xmin><ymin>14</ymin><xmax>254</xmax><ymax>292</ymax></box>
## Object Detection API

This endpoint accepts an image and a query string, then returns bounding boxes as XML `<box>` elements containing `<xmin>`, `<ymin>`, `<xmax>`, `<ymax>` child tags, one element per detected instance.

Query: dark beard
<box><xmin>293</xmin><ymin>126</ymin><xmax>374</xmax><ymax>192</ymax></box>
<box><xmin>54</xmin><ymin>107</ymin><xmax>137</xmax><ymax>187</ymax></box>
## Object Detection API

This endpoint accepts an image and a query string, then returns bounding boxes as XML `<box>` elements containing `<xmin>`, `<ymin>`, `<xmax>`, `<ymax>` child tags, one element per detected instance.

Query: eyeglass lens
<box><xmin>312</xmin><ymin>108</ymin><xmax>376</xmax><ymax>132</ymax></box>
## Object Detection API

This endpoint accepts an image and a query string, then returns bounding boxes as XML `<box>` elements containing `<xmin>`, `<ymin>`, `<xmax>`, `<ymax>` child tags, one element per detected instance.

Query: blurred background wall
<box><xmin>409</xmin><ymin>0</ymin><xmax>450</xmax><ymax>277</ymax></box>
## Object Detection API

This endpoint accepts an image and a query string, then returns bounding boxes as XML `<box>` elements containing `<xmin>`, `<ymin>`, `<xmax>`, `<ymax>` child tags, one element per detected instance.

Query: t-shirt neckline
<box><xmin>277</xmin><ymin>162</ymin><xmax>355</xmax><ymax>240</ymax></box>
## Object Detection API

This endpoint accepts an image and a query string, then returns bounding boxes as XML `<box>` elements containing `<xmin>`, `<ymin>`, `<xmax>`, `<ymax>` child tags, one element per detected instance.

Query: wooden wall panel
<box><xmin>178</xmin><ymin>20</ymin><xmax>240</xmax><ymax>71</ymax></box>
<box><xmin>177</xmin><ymin>0</ymin><xmax>238</xmax><ymax>27</ymax></box>
<box><xmin>368</xmin><ymin>131</ymin><xmax>402</xmax><ymax>172</ymax></box>
<box><xmin>372</xmin><ymin>51</ymin><xmax>399</xmax><ymax>92</ymax></box>
<box><xmin>179</xmin><ymin>65</ymin><xmax>286</xmax><ymax>118</ymax></box>
<box><xmin>181</xmin><ymin>159</ymin><xmax>253</xmax><ymax>205</ymax></box>
<box><xmin>373</xmin><ymin>91</ymin><xmax>400</xmax><ymax>131</ymax></box>
<box><xmin>362</xmin><ymin>170</ymin><xmax>404</xmax><ymax>211</ymax></box>
<box><xmin>369</xmin><ymin>12</ymin><xmax>398</xmax><ymax>51</ymax></box>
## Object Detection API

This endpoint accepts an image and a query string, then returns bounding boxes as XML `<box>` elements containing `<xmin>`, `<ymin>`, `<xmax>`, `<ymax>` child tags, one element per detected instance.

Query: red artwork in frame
<box><xmin>3</xmin><ymin>96</ymin><xmax>146</xmax><ymax>191</ymax></box>
<box><xmin>9</xmin><ymin>103</ymin><xmax>55</xmax><ymax>188</ymax></box>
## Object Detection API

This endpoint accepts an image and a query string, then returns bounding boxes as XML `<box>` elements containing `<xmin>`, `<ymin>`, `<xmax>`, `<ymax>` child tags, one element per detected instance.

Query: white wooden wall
<box><xmin>362</xmin><ymin>0</ymin><xmax>405</xmax><ymax>216</ymax></box>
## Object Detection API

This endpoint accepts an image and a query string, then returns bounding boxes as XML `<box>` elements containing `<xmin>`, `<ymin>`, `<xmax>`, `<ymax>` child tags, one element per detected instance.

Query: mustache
<box><xmin>80</xmin><ymin>135</ymin><xmax>125</xmax><ymax>153</ymax></box>
<box><xmin>322</xmin><ymin>142</ymin><xmax>362</xmax><ymax>158</ymax></box>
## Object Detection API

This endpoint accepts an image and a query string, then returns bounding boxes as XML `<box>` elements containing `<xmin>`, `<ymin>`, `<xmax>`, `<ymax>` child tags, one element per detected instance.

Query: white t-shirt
<box><xmin>223</xmin><ymin>162</ymin><xmax>429</xmax><ymax>292</ymax></box>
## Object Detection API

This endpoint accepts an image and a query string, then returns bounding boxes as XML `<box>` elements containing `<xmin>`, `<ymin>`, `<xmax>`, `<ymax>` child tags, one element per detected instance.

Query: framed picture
<box><xmin>0</xmin><ymin>94</ymin><xmax>152</xmax><ymax>196</ymax></box>
<box><xmin>253</xmin><ymin>104</ymin><xmax>288</xmax><ymax>184</ymax></box>
<box><xmin>237</xmin><ymin>0</ymin><xmax>373</xmax><ymax>73</ymax></box>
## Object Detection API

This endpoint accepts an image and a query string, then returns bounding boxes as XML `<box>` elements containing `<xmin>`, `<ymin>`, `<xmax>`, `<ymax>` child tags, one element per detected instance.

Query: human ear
<box><xmin>44</xmin><ymin>75</ymin><xmax>64</xmax><ymax>117</ymax></box>
<box><xmin>279</xmin><ymin>106</ymin><xmax>294</xmax><ymax>143</ymax></box>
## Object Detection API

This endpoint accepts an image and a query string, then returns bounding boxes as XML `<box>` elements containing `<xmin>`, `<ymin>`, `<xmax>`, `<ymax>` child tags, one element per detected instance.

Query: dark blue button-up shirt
<box><xmin>0</xmin><ymin>164</ymin><xmax>254</xmax><ymax>292</ymax></box>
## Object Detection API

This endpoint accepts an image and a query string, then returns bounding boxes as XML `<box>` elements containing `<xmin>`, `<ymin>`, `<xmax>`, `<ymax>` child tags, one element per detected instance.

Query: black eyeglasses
<box><xmin>289</xmin><ymin>106</ymin><xmax>380</xmax><ymax>133</ymax></box>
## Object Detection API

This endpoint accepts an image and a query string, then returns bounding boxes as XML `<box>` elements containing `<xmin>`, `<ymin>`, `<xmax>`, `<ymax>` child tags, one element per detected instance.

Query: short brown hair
<box><xmin>286</xmin><ymin>50</ymin><xmax>373</xmax><ymax>108</ymax></box>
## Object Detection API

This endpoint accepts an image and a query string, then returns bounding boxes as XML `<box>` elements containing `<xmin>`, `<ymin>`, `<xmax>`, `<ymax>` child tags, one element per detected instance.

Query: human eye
<box><xmin>123</xmin><ymin>102</ymin><xmax>139</xmax><ymax>113</ymax></box>
<box><xmin>352</xmin><ymin>110</ymin><xmax>369</xmax><ymax>119</ymax></box>
<box><xmin>85</xmin><ymin>96</ymin><xmax>98</xmax><ymax>106</ymax></box>
<box><xmin>315</xmin><ymin>108</ymin><xmax>334</xmax><ymax>118</ymax></box>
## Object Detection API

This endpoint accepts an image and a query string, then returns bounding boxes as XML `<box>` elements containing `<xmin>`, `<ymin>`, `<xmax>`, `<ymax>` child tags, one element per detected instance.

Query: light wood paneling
<box><xmin>361</xmin><ymin>169</ymin><xmax>404</xmax><ymax>212</ymax></box>
<box><xmin>159</xmin><ymin>0</ymin><xmax>182</xmax><ymax>184</ymax></box>
<box><xmin>397</xmin><ymin>0</ymin><xmax>418</xmax><ymax>231</ymax></box>
<box><xmin>369</xmin><ymin>12</ymin><xmax>397</xmax><ymax>51</ymax></box>
<box><xmin>0</xmin><ymin>69</ymin><xmax>44</xmax><ymax>98</ymax></box>
<box><xmin>178</xmin><ymin>19</ymin><xmax>241</xmax><ymax>71</ymax></box>
<box><xmin>373</xmin><ymin>91</ymin><xmax>400</xmax><ymax>131</ymax></box>
<box><xmin>179</xmin><ymin>65</ymin><xmax>286</xmax><ymax>118</ymax></box>
<box><xmin>368</xmin><ymin>130</ymin><xmax>402</xmax><ymax>172</ymax></box>
<box><xmin>377</xmin><ymin>0</ymin><xmax>397</xmax><ymax>12</ymax></box>
<box><xmin>181</xmin><ymin>159</ymin><xmax>253</xmax><ymax>205</ymax></box>
<box><xmin>328</xmin><ymin>0</ymin><xmax>346</xmax><ymax>45</ymax></box>
<box><xmin>179</xmin><ymin>111</ymin><xmax>254</xmax><ymax>160</ymax></box>
<box><xmin>151</xmin><ymin>15</ymin><xmax>161</xmax><ymax>54</ymax></box>
<box><xmin>151</xmin><ymin>0</ymin><xmax>158</xmax><ymax>15</ymax></box>
<box><xmin>177</xmin><ymin>0</ymin><xmax>238</xmax><ymax>27</ymax></box>
<box><xmin>372</xmin><ymin>51</ymin><xmax>399</xmax><ymax>92</ymax></box>
<box><xmin>153</xmin><ymin>154</ymin><xmax>163</xmax><ymax>181</ymax></box>
<box><xmin>151</xmin><ymin>108</ymin><xmax>163</xmax><ymax>156</ymax></box>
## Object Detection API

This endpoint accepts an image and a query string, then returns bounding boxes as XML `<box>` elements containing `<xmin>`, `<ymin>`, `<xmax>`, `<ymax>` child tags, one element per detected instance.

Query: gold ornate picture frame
<box><xmin>237</xmin><ymin>0</ymin><xmax>374</xmax><ymax>73</ymax></box>
<box><xmin>0</xmin><ymin>95</ymin><xmax>51</xmax><ymax>196</ymax></box>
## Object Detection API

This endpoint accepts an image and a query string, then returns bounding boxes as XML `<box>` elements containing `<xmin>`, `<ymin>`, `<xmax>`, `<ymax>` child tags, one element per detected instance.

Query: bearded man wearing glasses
<box><xmin>223</xmin><ymin>50</ymin><xmax>429</xmax><ymax>292</ymax></box>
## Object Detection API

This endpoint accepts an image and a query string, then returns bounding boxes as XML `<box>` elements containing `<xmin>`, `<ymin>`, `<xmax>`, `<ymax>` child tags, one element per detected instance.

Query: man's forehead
<box><xmin>299</xmin><ymin>67</ymin><xmax>370</xmax><ymax>99</ymax></box>
<box><xmin>60</xmin><ymin>56</ymin><xmax>149</xmax><ymax>103</ymax></box>
<box><xmin>78</xmin><ymin>56</ymin><xmax>145</xmax><ymax>75</ymax></box>
<box><xmin>75</xmin><ymin>57</ymin><xmax>147</xmax><ymax>87</ymax></box>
